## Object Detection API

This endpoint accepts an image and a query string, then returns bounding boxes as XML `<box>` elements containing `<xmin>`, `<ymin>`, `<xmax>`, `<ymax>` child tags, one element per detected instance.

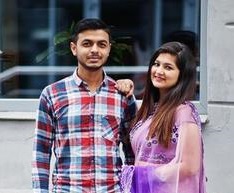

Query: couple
<box><xmin>32</xmin><ymin>18</ymin><xmax>206</xmax><ymax>193</ymax></box>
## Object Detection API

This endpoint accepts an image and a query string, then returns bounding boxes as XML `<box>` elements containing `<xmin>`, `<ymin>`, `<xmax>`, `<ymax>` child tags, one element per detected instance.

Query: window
<box><xmin>0</xmin><ymin>0</ymin><xmax>207</xmax><ymax>114</ymax></box>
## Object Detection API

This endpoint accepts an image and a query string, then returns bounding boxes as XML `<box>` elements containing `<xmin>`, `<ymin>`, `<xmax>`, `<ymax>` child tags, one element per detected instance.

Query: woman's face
<box><xmin>151</xmin><ymin>53</ymin><xmax>180</xmax><ymax>96</ymax></box>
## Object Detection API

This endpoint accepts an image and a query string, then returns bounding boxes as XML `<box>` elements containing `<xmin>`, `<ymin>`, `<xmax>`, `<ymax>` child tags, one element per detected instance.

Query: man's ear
<box><xmin>70</xmin><ymin>42</ymin><xmax>77</xmax><ymax>56</ymax></box>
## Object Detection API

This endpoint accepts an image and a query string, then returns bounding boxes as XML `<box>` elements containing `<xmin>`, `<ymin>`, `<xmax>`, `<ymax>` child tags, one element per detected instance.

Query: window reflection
<box><xmin>0</xmin><ymin>0</ymin><xmax>200</xmax><ymax>99</ymax></box>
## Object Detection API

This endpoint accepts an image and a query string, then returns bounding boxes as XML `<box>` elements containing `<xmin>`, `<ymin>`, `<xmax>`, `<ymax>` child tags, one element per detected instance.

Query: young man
<box><xmin>32</xmin><ymin>18</ymin><xmax>137</xmax><ymax>192</ymax></box>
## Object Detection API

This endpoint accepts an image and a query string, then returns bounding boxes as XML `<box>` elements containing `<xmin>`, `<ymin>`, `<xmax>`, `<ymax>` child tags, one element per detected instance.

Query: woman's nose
<box><xmin>156</xmin><ymin>66</ymin><xmax>164</xmax><ymax>75</ymax></box>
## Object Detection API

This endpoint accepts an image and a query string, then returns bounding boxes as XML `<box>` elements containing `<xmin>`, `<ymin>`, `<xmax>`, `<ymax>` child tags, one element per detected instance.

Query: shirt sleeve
<box><xmin>121</xmin><ymin>95</ymin><xmax>137</xmax><ymax>165</ymax></box>
<box><xmin>32</xmin><ymin>88</ymin><xmax>55</xmax><ymax>193</ymax></box>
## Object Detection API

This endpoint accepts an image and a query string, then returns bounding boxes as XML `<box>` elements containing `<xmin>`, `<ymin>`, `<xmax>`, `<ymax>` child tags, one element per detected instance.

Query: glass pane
<box><xmin>0</xmin><ymin>0</ymin><xmax>200</xmax><ymax>100</ymax></box>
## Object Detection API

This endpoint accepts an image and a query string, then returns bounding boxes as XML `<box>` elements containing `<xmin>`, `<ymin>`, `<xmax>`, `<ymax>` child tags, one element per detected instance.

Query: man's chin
<box><xmin>86</xmin><ymin>64</ymin><xmax>104</xmax><ymax>71</ymax></box>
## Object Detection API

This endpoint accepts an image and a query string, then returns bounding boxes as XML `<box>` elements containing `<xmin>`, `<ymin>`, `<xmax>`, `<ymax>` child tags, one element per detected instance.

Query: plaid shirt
<box><xmin>32</xmin><ymin>69</ymin><xmax>137</xmax><ymax>193</ymax></box>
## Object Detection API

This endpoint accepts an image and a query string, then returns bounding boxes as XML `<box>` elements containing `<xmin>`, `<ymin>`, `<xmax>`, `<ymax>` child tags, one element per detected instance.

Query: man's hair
<box><xmin>71</xmin><ymin>18</ymin><xmax>111</xmax><ymax>42</ymax></box>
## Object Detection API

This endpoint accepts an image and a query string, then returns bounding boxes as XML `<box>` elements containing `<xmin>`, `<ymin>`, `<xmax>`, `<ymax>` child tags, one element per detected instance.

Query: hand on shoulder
<box><xmin>115</xmin><ymin>79</ymin><xmax>134</xmax><ymax>98</ymax></box>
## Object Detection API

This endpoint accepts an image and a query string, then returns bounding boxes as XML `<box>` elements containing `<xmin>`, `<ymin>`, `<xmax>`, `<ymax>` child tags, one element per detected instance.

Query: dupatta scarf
<box><xmin>120</xmin><ymin>102</ymin><xmax>206</xmax><ymax>193</ymax></box>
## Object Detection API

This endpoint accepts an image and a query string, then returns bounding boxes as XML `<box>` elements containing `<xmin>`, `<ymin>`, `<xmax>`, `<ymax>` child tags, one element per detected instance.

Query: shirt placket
<box><xmin>89</xmin><ymin>93</ymin><xmax>96</xmax><ymax>192</ymax></box>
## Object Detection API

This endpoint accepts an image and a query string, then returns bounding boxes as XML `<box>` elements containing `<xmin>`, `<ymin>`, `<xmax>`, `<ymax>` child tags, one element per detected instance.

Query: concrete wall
<box><xmin>1</xmin><ymin>0</ymin><xmax>234</xmax><ymax>193</ymax></box>
<box><xmin>203</xmin><ymin>0</ymin><xmax>234</xmax><ymax>193</ymax></box>
<box><xmin>0</xmin><ymin>120</ymin><xmax>34</xmax><ymax>193</ymax></box>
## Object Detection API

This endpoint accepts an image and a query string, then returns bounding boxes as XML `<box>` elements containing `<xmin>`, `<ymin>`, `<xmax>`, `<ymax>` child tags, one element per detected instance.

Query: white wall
<box><xmin>0</xmin><ymin>120</ymin><xmax>34</xmax><ymax>193</ymax></box>
<box><xmin>204</xmin><ymin>0</ymin><xmax>234</xmax><ymax>193</ymax></box>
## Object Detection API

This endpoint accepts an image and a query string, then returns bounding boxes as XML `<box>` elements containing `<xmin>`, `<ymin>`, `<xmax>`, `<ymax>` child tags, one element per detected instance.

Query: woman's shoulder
<box><xmin>175</xmin><ymin>101</ymin><xmax>201</xmax><ymax>128</ymax></box>
<box><xmin>176</xmin><ymin>101</ymin><xmax>197</xmax><ymax>113</ymax></box>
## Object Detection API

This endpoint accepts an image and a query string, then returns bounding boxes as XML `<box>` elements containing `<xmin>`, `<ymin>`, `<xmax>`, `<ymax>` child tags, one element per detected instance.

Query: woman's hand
<box><xmin>115</xmin><ymin>79</ymin><xmax>134</xmax><ymax>98</ymax></box>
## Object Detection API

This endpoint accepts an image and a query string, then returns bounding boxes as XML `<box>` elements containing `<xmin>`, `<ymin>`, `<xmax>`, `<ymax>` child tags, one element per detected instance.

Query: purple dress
<box><xmin>120</xmin><ymin>102</ymin><xmax>206</xmax><ymax>193</ymax></box>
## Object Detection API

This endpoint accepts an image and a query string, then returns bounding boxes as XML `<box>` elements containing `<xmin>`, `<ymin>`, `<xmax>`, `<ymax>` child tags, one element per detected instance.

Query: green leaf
<box><xmin>69</xmin><ymin>21</ymin><xmax>76</xmax><ymax>33</ymax></box>
<box><xmin>54</xmin><ymin>31</ymin><xmax>71</xmax><ymax>45</ymax></box>
<box><xmin>55</xmin><ymin>49</ymin><xmax>71</xmax><ymax>56</ymax></box>
<box><xmin>35</xmin><ymin>48</ymin><xmax>49</xmax><ymax>63</ymax></box>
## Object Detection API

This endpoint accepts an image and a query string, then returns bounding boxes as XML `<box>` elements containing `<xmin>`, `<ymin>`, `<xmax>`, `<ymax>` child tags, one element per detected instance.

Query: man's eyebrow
<box><xmin>81</xmin><ymin>39</ymin><xmax>109</xmax><ymax>43</ymax></box>
<box><xmin>81</xmin><ymin>39</ymin><xmax>91</xmax><ymax>42</ymax></box>
<box><xmin>97</xmin><ymin>39</ymin><xmax>109</xmax><ymax>43</ymax></box>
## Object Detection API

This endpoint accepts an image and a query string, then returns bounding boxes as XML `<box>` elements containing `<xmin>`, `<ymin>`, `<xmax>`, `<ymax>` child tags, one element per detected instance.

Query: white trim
<box><xmin>0</xmin><ymin>99</ymin><xmax>208</xmax><ymax>124</ymax></box>
<box><xmin>0</xmin><ymin>66</ymin><xmax>148</xmax><ymax>82</ymax></box>
<box><xmin>0</xmin><ymin>108</ymin><xmax>208</xmax><ymax>124</ymax></box>
<box><xmin>197</xmin><ymin>0</ymin><xmax>208</xmax><ymax>115</ymax></box>
<box><xmin>0</xmin><ymin>111</ymin><xmax>36</xmax><ymax>120</ymax></box>
<box><xmin>0</xmin><ymin>98</ymin><xmax>38</xmax><ymax>112</ymax></box>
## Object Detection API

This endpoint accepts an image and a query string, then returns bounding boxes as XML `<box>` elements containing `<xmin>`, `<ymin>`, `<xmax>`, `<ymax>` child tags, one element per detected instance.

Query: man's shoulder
<box><xmin>42</xmin><ymin>75</ymin><xmax>73</xmax><ymax>94</ymax></box>
<box><xmin>105</xmin><ymin>75</ymin><xmax>116</xmax><ymax>85</ymax></box>
<box><xmin>103</xmin><ymin>75</ymin><xmax>117</xmax><ymax>92</ymax></box>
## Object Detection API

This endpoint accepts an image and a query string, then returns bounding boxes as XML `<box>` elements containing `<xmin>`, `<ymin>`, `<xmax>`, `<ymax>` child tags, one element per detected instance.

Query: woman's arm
<box><xmin>178</xmin><ymin>122</ymin><xmax>201</xmax><ymax>177</ymax></box>
<box><xmin>154</xmin><ymin>122</ymin><xmax>201</xmax><ymax>182</ymax></box>
<box><xmin>135</xmin><ymin>122</ymin><xmax>201</xmax><ymax>182</ymax></box>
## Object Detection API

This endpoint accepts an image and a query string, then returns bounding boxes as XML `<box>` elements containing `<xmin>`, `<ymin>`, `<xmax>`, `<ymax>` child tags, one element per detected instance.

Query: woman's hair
<box><xmin>133</xmin><ymin>41</ymin><xmax>196</xmax><ymax>147</ymax></box>
<box><xmin>71</xmin><ymin>18</ymin><xmax>111</xmax><ymax>42</ymax></box>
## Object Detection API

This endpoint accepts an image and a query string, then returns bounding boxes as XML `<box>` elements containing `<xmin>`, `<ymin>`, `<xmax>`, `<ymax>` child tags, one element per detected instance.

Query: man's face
<box><xmin>70</xmin><ymin>29</ymin><xmax>111</xmax><ymax>71</ymax></box>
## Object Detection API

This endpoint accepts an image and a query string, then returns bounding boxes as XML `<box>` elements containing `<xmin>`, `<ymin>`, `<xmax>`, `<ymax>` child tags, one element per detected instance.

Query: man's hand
<box><xmin>115</xmin><ymin>79</ymin><xmax>134</xmax><ymax>98</ymax></box>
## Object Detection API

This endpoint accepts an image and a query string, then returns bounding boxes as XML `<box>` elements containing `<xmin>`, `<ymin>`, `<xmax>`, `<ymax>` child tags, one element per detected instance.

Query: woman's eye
<box><xmin>165</xmin><ymin>65</ymin><xmax>173</xmax><ymax>70</ymax></box>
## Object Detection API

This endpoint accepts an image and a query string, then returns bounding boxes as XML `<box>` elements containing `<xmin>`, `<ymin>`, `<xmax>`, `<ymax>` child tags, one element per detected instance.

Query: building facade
<box><xmin>0</xmin><ymin>0</ymin><xmax>234</xmax><ymax>192</ymax></box>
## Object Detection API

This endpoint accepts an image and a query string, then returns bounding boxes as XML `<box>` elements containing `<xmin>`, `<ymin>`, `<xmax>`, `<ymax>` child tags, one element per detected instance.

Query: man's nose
<box><xmin>91</xmin><ymin>44</ymin><xmax>98</xmax><ymax>52</ymax></box>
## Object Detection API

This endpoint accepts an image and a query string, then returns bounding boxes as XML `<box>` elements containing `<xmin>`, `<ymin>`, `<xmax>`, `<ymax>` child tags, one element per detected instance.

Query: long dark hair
<box><xmin>133</xmin><ymin>41</ymin><xmax>196</xmax><ymax>147</ymax></box>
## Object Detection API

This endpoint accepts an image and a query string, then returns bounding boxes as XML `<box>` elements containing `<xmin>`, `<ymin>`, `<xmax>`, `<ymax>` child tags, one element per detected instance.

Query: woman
<box><xmin>120</xmin><ymin>42</ymin><xmax>206</xmax><ymax>193</ymax></box>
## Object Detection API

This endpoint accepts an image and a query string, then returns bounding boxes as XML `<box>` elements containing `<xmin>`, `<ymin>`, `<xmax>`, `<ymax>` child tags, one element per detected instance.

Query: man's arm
<box><xmin>32</xmin><ymin>89</ymin><xmax>55</xmax><ymax>193</ymax></box>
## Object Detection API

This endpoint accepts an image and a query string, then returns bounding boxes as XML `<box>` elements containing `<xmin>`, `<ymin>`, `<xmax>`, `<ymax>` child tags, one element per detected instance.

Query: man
<box><xmin>32</xmin><ymin>18</ymin><xmax>137</xmax><ymax>192</ymax></box>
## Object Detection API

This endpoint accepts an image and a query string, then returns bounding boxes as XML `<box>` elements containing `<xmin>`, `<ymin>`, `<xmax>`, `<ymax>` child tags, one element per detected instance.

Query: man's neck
<box><xmin>77</xmin><ymin>68</ymin><xmax>104</xmax><ymax>92</ymax></box>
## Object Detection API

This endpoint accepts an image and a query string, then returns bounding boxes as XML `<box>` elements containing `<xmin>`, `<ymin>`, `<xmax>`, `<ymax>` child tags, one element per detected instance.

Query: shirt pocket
<box><xmin>101</xmin><ymin>115</ymin><xmax>121</xmax><ymax>144</ymax></box>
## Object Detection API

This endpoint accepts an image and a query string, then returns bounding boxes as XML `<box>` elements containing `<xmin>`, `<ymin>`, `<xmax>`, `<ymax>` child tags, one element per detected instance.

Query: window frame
<box><xmin>0</xmin><ymin>0</ymin><xmax>207</xmax><ymax>116</ymax></box>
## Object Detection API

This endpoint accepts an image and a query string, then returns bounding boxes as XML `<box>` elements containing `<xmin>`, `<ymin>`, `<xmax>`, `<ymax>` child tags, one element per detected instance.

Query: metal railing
<box><xmin>0</xmin><ymin>65</ymin><xmax>148</xmax><ymax>83</ymax></box>
<box><xmin>0</xmin><ymin>65</ymin><xmax>206</xmax><ymax>115</ymax></box>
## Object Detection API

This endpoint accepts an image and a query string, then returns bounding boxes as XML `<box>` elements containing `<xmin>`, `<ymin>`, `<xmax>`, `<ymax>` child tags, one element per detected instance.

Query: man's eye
<box><xmin>98</xmin><ymin>43</ymin><xmax>107</xmax><ymax>48</ymax></box>
<box><xmin>83</xmin><ymin>42</ymin><xmax>91</xmax><ymax>47</ymax></box>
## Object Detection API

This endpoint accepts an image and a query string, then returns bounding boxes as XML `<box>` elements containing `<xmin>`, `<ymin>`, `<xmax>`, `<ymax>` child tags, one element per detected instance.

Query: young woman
<box><xmin>120</xmin><ymin>41</ymin><xmax>206</xmax><ymax>193</ymax></box>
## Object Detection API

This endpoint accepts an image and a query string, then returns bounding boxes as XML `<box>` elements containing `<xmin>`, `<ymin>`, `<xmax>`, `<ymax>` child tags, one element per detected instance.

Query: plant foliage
<box><xmin>36</xmin><ymin>21</ymin><xmax>133</xmax><ymax>66</ymax></box>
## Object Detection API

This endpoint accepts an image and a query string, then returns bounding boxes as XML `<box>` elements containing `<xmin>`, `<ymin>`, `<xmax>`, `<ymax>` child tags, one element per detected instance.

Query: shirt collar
<box><xmin>72</xmin><ymin>67</ymin><xmax>108</xmax><ymax>87</ymax></box>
